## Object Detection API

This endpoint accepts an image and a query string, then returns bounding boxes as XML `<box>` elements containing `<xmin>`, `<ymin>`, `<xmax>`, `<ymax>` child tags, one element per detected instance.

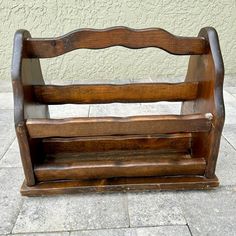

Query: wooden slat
<box><xmin>34</xmin><ymin>82</ymin><xmax>199</xmax><ymax>104</ymax></box>
<box><xmin>34</xmin><ymin>151</ymin><xmax>206</xmax><ymax>181</ymax></box>
<box><xmin>26</xmin><ymin>113</ymin><xmax>212</xmax><ymax>138</ymax></box>
<box><xmin>43</xmin><ymin>133</ymin><xmax>191</xmax><ymax>154</ymax></box>
<box><xmin>24</xmin><ymin>27</ymin><xmax>208</xmax><ymax>58</ymax></box>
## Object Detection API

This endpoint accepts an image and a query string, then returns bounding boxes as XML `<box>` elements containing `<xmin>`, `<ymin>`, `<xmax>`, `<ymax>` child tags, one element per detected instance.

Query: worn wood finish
<box><xmin>24</xmin><ymin>27</ymin><xmax>208</xmax><ymax>58</ymax></box>
<box><xmin>26</xmin><ymin>113</ymin><xmax>212</xmax><ymax>138</ymax></box>
<box><xmin>33</xmin><ymin>82</ymin><xmax>199</xmax><ymax>104</ymax></box>
<box><xmin>43</xmin><ymin>133</ymin><xmax>192</xmax><ymax>154</ymax></box>
<box><xmin>12</xmin><ymin>27</ymin><xmax>225</xmax><ymax>195</ymax></box>
<box><xmin>15</xmin><ymin>122</ymin><xmax>35</xmax><ymax>185</ymax></box>
<box><xmin>11</xmin><ymin>30</ymin><xmax>49</xmax><ymax>186</ymax></box>
<box><xmin>181</xmin><ymin>27</ymin><xmax>225</xmax><ymax>178</ymax></box>
<box><xmin>34</xmin><ymin>151</ymin><xmax>206</xmax><ymax>181</ymax></box>
<box><xmin>21</xmin><ymin>175</ymin><xmax>219</xmax><ymax>196</ymax></box>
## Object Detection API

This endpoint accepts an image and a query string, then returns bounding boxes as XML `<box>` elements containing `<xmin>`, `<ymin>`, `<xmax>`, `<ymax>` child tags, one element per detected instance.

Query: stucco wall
<box><xmin>1</xmin><ymin>0</ymin><xmax>236</xmax><ymax>83</ymax></box>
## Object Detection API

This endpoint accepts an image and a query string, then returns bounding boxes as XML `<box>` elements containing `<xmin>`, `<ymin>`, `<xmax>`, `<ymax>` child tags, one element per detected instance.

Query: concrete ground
<box><xmin>0</xmin><ymin>77</ymin><xmax>236</xmax><ymax>236</ymax></box>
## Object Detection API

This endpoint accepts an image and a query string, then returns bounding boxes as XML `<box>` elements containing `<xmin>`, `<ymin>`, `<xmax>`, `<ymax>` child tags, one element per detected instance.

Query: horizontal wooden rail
<box><xmin>34</xmin><ymin>152</ymin><xmax>206</xmax><ymax>181</ymax></box>
<box><xmin>43</xmin><ymin>133</ymin><xmax>192</xmax><ymax>154</ymax></box>
<box><xmin>24</xmin><ymin>27</ymin><xmax>208</xmax><ymax>58</ymax></box>
<box><xmin>26</xmin><ymin>113</ymin><xmax>212</xmax><ymax>138</ymax></box>
<box><xmin>34</xmin><ymin>82</ymin><xmax>199</xmax><ymax>104</ymax></box>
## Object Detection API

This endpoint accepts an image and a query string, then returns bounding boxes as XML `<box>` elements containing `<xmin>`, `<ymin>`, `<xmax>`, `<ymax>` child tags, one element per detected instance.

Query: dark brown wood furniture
<box><xmin>11</xmin><ymin>27</ymin><xmax>225</xmax><ymax>196</ymax></box>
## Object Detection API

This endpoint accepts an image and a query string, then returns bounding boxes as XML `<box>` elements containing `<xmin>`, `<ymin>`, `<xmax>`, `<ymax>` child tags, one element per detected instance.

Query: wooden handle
<box><xmin>24</xmin><ymin>27</ymin><xmax>208</xmax><ymax>58</ymax></box>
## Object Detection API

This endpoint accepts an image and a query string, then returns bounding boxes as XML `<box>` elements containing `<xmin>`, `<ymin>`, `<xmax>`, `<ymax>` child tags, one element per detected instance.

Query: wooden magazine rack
<box><xmin>11</xmin><ymin>27</ymin><xmax>225</xmax><ymax>196</ymax></box>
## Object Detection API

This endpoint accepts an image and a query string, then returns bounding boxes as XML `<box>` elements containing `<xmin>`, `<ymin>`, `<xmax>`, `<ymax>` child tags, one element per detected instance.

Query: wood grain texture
<box><xmin>12</xmin><ymin>27</ymin><xmax>224</xmax><ymax>195</ymax></box>
<box><xmin>26</xmin><ymin>113</ymin><xmax>212</xmax><ymax>138</ymax></box>
<box><xmin>34</xmin><ymin>82</ymin><xmax>199</xmax><ymax>104</ymax></box>
<box><xmin>24</xmin><ymin>27</ymin><xmax>208</xmax><ymax>58</ymax></box>
<box><xmin>15</xmin><ymin>122</ymin><xmax>35</xmax><ymax>186</ymax></box>
<box><xmin>20</xmin><ymin>175</ymin><xmax>219</xmax><ymax>196</ymax></box>
<box><xmin>11</xmin><ymin>30</ymin><xmax>49</xmax><ymax>186</ymax></box>
<box><xmin>42</xmin><ymin>133</ymin><xmax>192</xmax><ymax>154</ymax></box>
<box><xmin>34</xmin><ymin>151</ymin><xmax>206</xmax><ymax>181</ymax></box>
<box><xmin>181</xmin><ymin>27</ymin><xmax>225</xmax><ymax>178</ymax></box>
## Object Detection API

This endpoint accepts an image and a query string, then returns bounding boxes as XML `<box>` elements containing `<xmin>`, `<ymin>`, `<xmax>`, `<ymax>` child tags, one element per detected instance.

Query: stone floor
<box><xmin>0</xmin><ymin>77</ymin><xmax>236</xmax><ymax>236</ymax></box>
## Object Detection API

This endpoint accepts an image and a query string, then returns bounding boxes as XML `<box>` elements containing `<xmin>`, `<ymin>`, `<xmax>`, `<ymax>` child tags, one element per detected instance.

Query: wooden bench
<box><xmin>11</xmin><ymin>27</ymin><xmax>225</xmax><ymax>196</ymax></box>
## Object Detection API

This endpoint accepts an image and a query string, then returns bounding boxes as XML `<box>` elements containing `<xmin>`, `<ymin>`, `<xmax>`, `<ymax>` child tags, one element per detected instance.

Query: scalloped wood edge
<box><xmin>24</xmin><ymin>27</ymin><xmax>209</xmax><ymax>58</ymax></box>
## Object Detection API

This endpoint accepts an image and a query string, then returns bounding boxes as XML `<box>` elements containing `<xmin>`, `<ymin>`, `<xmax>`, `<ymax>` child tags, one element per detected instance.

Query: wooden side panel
<box><xmin>26</xmin><ymin>114</ymin><xmax>212</xmax><ymax>138</ymax></box>
<box><xmin>181</xmin><ymin>27</ymin><xmax>225</xmax><ymax>178</ymax></box>
<box><xmin>24</xmin><ymin>27</ymin><xmax>208</xmax><ymax>58</ymax></box>
<box><xmin>11</xmin><ymin>30</ymin><xmax>49</xmax><ymax>186</ymax></box>
<box><xmin>34</xmin><ymin>82</ymin><xmax>198</xmax><ymax>104</ymax></box>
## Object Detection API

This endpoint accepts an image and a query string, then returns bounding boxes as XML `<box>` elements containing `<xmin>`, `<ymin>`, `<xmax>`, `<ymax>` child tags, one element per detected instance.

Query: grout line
<box><xmin>124</xmin><ymin>193</ymin><xmax>131</xmax><ymax>228</ymax></box>
<box><xmin>222</xmin><ymin>134</ymin><xmax>236</xmax><ymax>152</ymax></box>
<box><xmin>187</xmin><ymin>223</ymin><xmax>193</xmax><ymax>236</ymax></box>
<box><xmin>9</xmin><ymin>197</ymin><xmax>25</xmax><ymax>235</ymax></box>
<box><xmin>13</xmin><ymin>224</ymin><xmax>189</xmax><ymax>235</ymax></box>
<box><xmin>0</xmin><ymin>136</ymin><xmax>15</xmax><ymax>161</ymax></box>
<box><xmin>88</xmin><ymin>105</ymin><xmax>91</xmax><ymax>117</ymax></box>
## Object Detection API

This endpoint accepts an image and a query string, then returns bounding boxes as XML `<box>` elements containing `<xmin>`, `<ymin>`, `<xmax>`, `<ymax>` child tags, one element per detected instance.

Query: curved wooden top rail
<box><xmin>24</xmin><ymin>27</ymin><xmax>209</xmax><ymax>58</ymax></box>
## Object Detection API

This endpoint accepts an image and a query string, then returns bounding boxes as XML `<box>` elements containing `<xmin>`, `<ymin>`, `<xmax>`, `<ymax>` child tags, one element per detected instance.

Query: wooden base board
<box><xmin>21</xmin><ymin>175</ymin><xmax>219</xmax><ymax>196</ymax></box>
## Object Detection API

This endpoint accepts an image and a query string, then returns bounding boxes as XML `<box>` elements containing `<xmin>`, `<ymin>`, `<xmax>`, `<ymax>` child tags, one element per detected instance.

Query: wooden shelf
<box><xmin>34</xmin><ymin>150</ymin><xmax>206</xmax><ymax>181</ymax></box>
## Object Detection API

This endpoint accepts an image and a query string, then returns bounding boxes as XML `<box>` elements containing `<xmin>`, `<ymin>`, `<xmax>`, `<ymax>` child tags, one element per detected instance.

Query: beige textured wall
<box><xmin>0</xmin><ymin>0</ymin><xmax>236</xmax><ymax>83</ymax></box>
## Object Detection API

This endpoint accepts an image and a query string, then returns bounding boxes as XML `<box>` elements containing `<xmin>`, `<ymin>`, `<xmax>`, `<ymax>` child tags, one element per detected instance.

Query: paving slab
<box><xmin>0</xmin><ymin>168</ymin><xmax>24</xmax><ymax>235</ymax></box>
<box><xmin>0</xmin><ymin>138</ymin><xmax>22</xmax><ymax>168</ymax></box>
<box><xmin>135</xmin><ymin>225</ymin><xmax>191</xmax><ymax>236</ymax></box>
<box><xmin>70</xmin><ymin>228</ymin><xmax>136</xmax><ymax>236</ymax></box>
<box><xmin>223</xmin><ymin>76</ymin><xmax>236</xmax><ymax>87</ymax></box>
<box><xmin>89</xmin><ymin>102</ymin><xmax>180</xmax><ymax>117</ymax></box>
<box><xmin>13</xmin><ymin>193</ymin><xmax>129</xmax><ymax>234</ymax></box>
<box><xmin>0</xmin><ymin>109</ymin><xmax>13</xmax><ymax>124</ymax></box>
<box><xmin>10</xmin><ymin>233</ymin><xmax>69</xmax><ymax>236</ymax></box>
<box><xmin>176</xmin><ymin>187</ymin><xmax>236</xmax><ymax>236</ymax></box>
<box><xmin>0</xmin><ymin>123</ymin><xmax>15</xmax><ymax>139</ymax></box>
<box><xmin>223</xmin><ymin>124</ymin><xmax>236</xmax><ymax>148</ymax></box>
<box><xmin>0</xmin><ymin>92</ymin><xmax>13</xmax><ymax>110</ymax></box>
<box><xmin>224</xmin><ymin>86</ymin><xmax>236</xmax><ymax>96</ymax></box>
<box><xmin>49</xmin><ymin>104</ymin><xmax>90</xmax><ymax>118</ymax></box>
<box><xmin>216</xmin><ymin>136</ymin><xmax>236</xmax><ymax>186</ymax></box>
<box><xmin>127</xmin><ymin>192</ymin><xmax>186</xmax><ymax>227</ymax></box>
<box><xmin>0</xmin><ymin>137</ymin><xmax>15</xmax><ymax>161</ymax></box>
<box><xmin>0</xmin><ymin>121</ymin><xmax>16</xmax><ymax>160</ymax></box>
<box><xmin>89</xmin><ymin>103</ymin><xmax>143</xmax><ymax>117</ymax></box>
<box><xmin>222</xmin><ymin>90</ymin><xmax>236</xmax><ymax>125</ymax></box>
<box><xmin>69</xmin><ymin>225</ymin><xmax>191</xmax><ymax>236</ymax></box>
<box><xmin>138</xmin><ymin>102</ymin><xmax>180</xmax><ymax>114</ymax></box>
<box><xmin>0</xmin><ymin>80</ymin><xmax>12</xmax><ymax>92</ymax></box>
